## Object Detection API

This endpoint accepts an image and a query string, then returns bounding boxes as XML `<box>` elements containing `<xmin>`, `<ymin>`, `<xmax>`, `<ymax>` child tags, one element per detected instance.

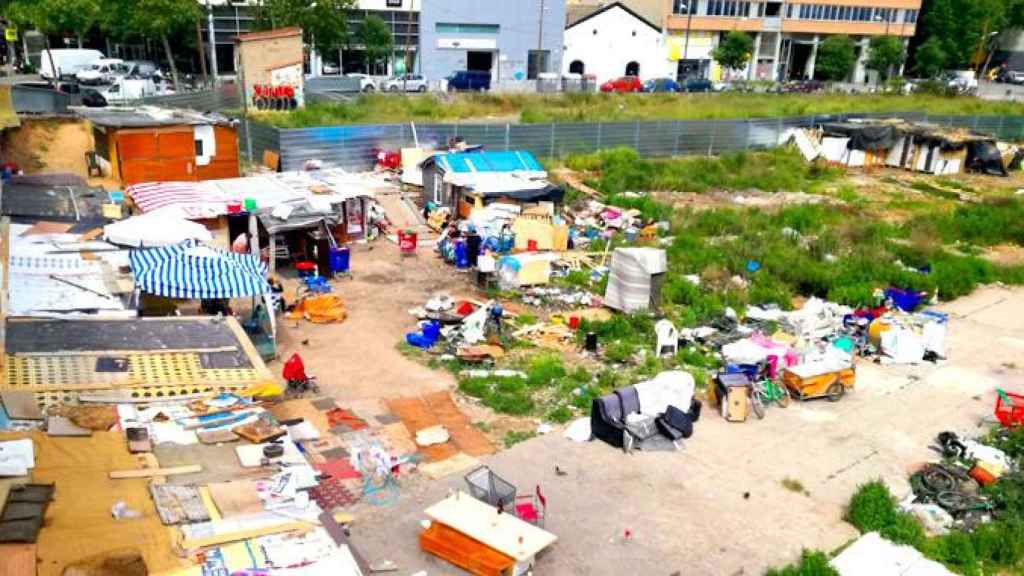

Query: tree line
<box><xmin>1</xmin><ymin>0</ymin><xmax>395</xmax><ymax>89</ymax></box>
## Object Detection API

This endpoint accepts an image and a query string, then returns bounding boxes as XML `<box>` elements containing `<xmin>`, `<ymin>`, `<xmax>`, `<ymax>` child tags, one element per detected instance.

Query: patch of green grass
<box><xmin>781</xmin><ymin>477</ymin><xmax>809</xmax><ymax>496</ymax></box>
<box><xmin>255</xmin><ymin>92</ymin><xmax>1024</xmax><ymax>127</ymax></box>
<box><xmin>765</xmin><ymin>550</ymin><xmax>839</xmax><ymax>576</ymax></box>
<box><xmin>503</xmin><ymin>430</ymin><xmax>537</xmax><ymax>448</ymax></box>
<box><xmin>568</xmin><ymin>147</ymin><xmax>842</xmax><ymax>197</ymax></box>
<box><xmin>845</xmin><ymin>479</ymin><xmax>1024</xmax><ymax>574</ymax></box>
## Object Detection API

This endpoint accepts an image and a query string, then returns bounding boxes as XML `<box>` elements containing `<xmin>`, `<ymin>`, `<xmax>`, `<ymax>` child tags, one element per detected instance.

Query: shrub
<box><xmin>765</xmin><ymin>550</ymin><xmax>838</xmax><ymax>576</ymax></box>
<box><xmin>845</xmin><ymin>480</ymin><xmax>925</xmax><ymax>548</ymax></box>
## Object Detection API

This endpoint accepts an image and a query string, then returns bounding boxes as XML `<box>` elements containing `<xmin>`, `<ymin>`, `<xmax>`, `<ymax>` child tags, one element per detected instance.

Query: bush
<box><xmin>765</xmin><ymin>550</ymin><xmax>838</xmax><ymax>576</ymax></box>
<box><xmin>845</xmin><ymin>480</ymin><xmax>925</xmax><ymax>548</ymax></box>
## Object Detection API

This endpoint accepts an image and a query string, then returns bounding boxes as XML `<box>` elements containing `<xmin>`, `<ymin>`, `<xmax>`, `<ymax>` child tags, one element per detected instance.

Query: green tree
<box><xmin>712</xmin><ymin>31</ymin><xmax>753</xmax><ymax>71</ymax></box>
<box><xmin>866</xmin><ymin>36</ymin><xmax>905</xmax><ymax>81</ymax></box>
<box><xmin>921</xmin><ymin>0</ymin><xmax>1008</xmax><ymax>69</ymax></box>
<box><xmin>39</xmin><ymin>0</ymin><xmax>101</xmax><ymax>47</ymax></box>
<box><xmin>257</xmin><ymin>0</ymin><xmax>355</xmax><ymax>57</ymax></box>
<box><xmin>360</xmin><ymin>15</ymin><xmax>393</xmax><ymax>75</ymax></box>
<box><xmin>99</xmin><ymin>0</ymin><xmax>200</xmax><ymax>90</ymax></box>
<box><xmin>914</xmin><ymin>37</ymin><xmax>947</xmax><ymax>78</ymax></box>
<box><xmin>814</xmin><ymin>35</ymin><xmax>856</xmax><ymax>81</ymax></box>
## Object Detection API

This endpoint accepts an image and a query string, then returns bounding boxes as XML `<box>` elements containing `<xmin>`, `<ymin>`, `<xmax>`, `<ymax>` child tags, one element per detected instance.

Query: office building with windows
<box><xmin>199</xmin><ymin>0</ymin><xmax>420</xmax><ymax>77</ymax></box>
<box><xmin>419</xmin><ymin>0</ymin><xmax>566</xmax><ymax>87</ymax></box>
<box><xmin>663</xmin><ymin>0</ymin><xmax>921</xmax><ymax>83</ymax></box>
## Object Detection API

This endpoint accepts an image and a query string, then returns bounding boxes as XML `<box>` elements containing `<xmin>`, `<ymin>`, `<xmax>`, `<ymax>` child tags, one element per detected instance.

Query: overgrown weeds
<box><xmin>566</xmin><ymin>147</ymin><xmax>843</xmax><ymax>196</ymax></box>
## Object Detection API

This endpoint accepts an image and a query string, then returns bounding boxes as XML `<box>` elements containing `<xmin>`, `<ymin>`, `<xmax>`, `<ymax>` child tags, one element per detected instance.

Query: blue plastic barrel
<box><xmin>329</xmin><ymin>246</ymin><xmax>350</xmax><ymax>273</ymax></box>
<box><xmin>454</xmin><ymin>240</ymin><xmax>470</xmax><ymax>269</ymax></box>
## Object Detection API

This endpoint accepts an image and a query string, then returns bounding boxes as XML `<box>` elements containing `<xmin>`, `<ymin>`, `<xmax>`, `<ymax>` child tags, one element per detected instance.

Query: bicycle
<box><xmin>750</xmin><ymin>378</ymin><xmax>791</xmax><ymax>419</ymax></box>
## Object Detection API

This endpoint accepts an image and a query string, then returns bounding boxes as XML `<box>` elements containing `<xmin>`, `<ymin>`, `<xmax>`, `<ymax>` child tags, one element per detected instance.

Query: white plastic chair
<box><xmin>655</xmin><ymin>319</ymin><xmax>678</xmax><ymax>357</ymax></box>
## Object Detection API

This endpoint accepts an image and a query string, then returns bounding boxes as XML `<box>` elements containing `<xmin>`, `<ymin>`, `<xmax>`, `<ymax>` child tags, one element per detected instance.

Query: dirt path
<box><xmin>349</xmin><ymin>285</ymin><xmax>1024</xmax><ymax>575</ymax></box>
<box><xmin>272</xmin><ymin>242</ymin><xmax>464</xmax><ymax>403</ymax></box>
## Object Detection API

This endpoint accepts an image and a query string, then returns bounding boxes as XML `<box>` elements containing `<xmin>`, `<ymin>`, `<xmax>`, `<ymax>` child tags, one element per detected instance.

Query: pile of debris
<box><xmin>781</xmin><ymin>118</ymin><xmax>1023</xmax><ymax>176</ymax></box>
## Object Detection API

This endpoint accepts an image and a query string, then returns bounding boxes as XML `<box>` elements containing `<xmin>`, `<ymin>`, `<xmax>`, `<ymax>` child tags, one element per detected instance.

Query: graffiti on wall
<box><xmin>251</xmin><ymin>63</ymin><xmax>304</xmax><ymax>110</ymax></box>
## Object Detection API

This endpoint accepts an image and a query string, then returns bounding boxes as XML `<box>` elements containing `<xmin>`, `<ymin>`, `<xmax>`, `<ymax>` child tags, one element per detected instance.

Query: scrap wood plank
<box><xmin>109</xmin><ymin>465</ymin><xmax>201</xmax><ymax>479</ymax></box>
<box><xmin>0</xmin><ymin>391</ymin><xmax>43</xmax><ymax>420</ymax></box>
<box><xmin>557</xmin><ymin>172</ymin><xmax>603</xmax><ymax>199</ymax></box>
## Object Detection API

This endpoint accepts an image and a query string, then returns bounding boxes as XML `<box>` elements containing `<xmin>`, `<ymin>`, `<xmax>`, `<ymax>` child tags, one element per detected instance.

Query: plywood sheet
<box><xmin>385</xmin><ymin>394</ymin><xmax>494</xmax><ymax>462</ymax></box>
<box><xmin>1</xmin><ymin>392</ymin><xmax>42</xmax><ymax>420</ymax></box>
<box><xmin>206</xmin><ymin>480</ymin><xmax>264</xmax><ymax>518</ymax></box>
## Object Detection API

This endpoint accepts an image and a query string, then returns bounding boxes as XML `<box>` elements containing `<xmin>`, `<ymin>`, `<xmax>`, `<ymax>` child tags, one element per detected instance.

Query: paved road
<box><xmin>977</xmin><ymin>80</ymin><xmax>1024</xmax><ymax>101</ymax></box>
<box><xmin>349</xmin><ymin>285</ymin><xmax>1024</xmax><ymax>575</ymax></box>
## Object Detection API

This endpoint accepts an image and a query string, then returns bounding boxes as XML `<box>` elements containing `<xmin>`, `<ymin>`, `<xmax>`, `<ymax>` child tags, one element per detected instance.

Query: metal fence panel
<box><xmin>245</xmin><ymin>113</ymin><xmax>1024</xmax><ymax>172</ymax></box>
<box><xmin>239</xmin><ymin>119</ymin><xmax>281</xmax><ymax>165</ymax></box>
<box><xmin>138</xmin><ymin>83</ymin><xmax>241</xmax><ymax>112</ymax></box>
<box><xmin>11</xmin><ymin>86</ymin><xmax>74</xmax><ymax>114</ymax></box>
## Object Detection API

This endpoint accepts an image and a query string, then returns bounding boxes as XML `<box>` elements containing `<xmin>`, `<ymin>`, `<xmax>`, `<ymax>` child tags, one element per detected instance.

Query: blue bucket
<box><xmin>329</xmin><ymin>246</ymin><xmax>350</xmax><ymax>273</ymax></box>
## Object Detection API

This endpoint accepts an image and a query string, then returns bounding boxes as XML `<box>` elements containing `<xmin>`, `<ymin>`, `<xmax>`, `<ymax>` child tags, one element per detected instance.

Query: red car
<box><xmin>600</xmin><ymin>76</ymin><xmax>643</xmax><ymax>93</ymax></box>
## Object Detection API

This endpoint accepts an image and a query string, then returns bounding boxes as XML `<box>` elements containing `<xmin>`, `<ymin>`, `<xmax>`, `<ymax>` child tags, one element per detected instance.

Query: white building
<box><xmin>562</xmin><ymin>2</ymin><xmax>673</xmax><ymax>83</ymax></box>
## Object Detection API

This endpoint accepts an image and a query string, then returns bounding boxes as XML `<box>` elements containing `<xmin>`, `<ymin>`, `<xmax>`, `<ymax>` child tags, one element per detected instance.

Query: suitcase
<box><xmin>661</xmin><ymin>404</ymin><xmax>694</xmax><ymax>439</ymax></box>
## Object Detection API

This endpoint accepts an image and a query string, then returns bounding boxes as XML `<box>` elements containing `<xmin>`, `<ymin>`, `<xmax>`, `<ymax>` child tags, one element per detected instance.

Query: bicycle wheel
<box><xmin>751</xmin><ymin>389</ymin><xmax>766</xmax><ymax>420</ymax></box>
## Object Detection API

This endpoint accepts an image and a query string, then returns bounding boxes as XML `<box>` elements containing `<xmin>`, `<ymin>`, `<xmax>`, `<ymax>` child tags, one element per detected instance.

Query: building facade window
<box><xmin>435</xmin><ymin>23</ymin><xmax>499</xmax><ymax>34</ymax></box>
<box><xmin>527</xmin><ymin>50</ymin><xmax>550</xmax><ymax>80</ymax></box>
<box><xmin>790</xmin><ymin>4</ymin><xmax>911</xmax><ymax>22</ymax></box>
<box><xmin>673</xmin><ymin>0</ymin><xmax>696</xmax><ymax>14</ymax></box>
<box><xmin>904</xmin><ymin>9</ymin><xmax>919</xmax><ymax>23</ymax></box>
<box><xmin>706</xmin><ymin>1</ymin><xmax>750</xmax><ymax>17</ymax></box>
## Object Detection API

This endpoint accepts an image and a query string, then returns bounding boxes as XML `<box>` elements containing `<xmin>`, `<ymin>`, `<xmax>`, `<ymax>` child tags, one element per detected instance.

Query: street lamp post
<box><xmin>683</xmin><ymin>2</ymin><xmax>694</xmax><ymax>63</ymax></box>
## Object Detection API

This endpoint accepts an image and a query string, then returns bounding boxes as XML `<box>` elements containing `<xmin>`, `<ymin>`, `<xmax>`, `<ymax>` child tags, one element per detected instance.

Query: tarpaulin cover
<box><xmin>604</xmin><ymin>247</ymin><xmax>667</xmax><ymax>312</ymax></box>
<box><xmin>288</xmin><ymin>294</ymin><xmax>347</xmax><ymax>324</ymax></box>
<box><xmin>966</xmin><ymin>141</ymin><xmax>1008</xmax><ymax>176</ymax></box>
<box><xmin>130</xmin><ymin>239</ymin><xmax>270</xmax><ymax>299</ymax></box>
<box><xmin>0</xmin><ymin>431</ymin><xmax>188</xmax><ymax>575</ymax></box>
<box><xmin>821</xmin><ymin>123</ymin><xmax>905</xmax><ymax>150</ymax></box>
<box><xmin>255</xmin><ymin>202</ymin><xmax>344</xmax><ymax>235</ymax></box>
<box><xmin>476</xmin><ymin>183</ymin><xmax>565</xmax><ymax>203</ymax></box>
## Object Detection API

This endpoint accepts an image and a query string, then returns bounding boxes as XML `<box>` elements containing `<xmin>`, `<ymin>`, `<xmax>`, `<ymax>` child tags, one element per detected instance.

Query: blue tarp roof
<box><xmin>436</xmin><ymin>150</ymin><xmax>543</xmax><ymax>174</ymax></box>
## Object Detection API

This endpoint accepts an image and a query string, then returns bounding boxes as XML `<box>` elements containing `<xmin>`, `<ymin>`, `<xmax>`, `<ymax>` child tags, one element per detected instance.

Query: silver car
<box><xmin>384</xmin><ymin>74</ymin><xmax>428</xmax><ymax>93</ymax></box>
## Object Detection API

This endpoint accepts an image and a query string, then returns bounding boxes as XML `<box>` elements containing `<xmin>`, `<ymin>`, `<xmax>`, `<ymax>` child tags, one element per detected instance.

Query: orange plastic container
<box><xmin>969</xmin><ymin>464</ymin><xmax>997</xmax><ymax>487</ymax></box>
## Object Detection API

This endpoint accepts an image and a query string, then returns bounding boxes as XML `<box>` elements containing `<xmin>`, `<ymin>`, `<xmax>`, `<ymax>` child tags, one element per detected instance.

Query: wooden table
<box><xmin>424</xmin><ymin>491</ymin><xmax>557</xmax><ymax>563</ymax></box>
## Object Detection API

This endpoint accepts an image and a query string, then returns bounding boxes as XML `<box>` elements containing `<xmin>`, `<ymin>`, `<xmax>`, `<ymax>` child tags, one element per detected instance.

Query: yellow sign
<box><xmin>4</xmin><ymin>28</ymin><xmax>17</xmax><ymax>42</ymax></box>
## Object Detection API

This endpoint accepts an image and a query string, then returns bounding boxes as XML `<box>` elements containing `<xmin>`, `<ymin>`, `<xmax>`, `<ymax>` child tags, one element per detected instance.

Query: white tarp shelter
<box><xmin>104</xmin><ymin>208</ymin><xmax>213</xmax><ymax>247</ymax></box>
<box><xmin>604</xmin><ymin>247</ymin><xmax>667</xmax><ymax>312</ymax></box>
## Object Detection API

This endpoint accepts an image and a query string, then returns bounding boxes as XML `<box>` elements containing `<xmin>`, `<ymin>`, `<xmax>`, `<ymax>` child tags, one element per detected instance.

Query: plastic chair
<box><xmin>655</xmin><ymin>319</ymin><xmax>678</xmax><ymax>357</ymax></box>
<box><xmin>515</xmin><ymin>485</ymin><xmax>547</xmax><ymax>528</ymax></box>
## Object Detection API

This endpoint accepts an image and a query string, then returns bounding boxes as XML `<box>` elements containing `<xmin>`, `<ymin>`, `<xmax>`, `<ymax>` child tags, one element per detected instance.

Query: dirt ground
<box><xmin>338</xmin><ymin>283</ymin><xmax>1024</xmax><ymax>576</ymax></box>
<box><xmin>2</xmin><ymin>118</ymin><xmax>93</xmax><ymax>177</ymax></box>
<box><xmin>271</xmin><ymin>238</ymin><xmax>463</xmax><ymax>404</ymax></box>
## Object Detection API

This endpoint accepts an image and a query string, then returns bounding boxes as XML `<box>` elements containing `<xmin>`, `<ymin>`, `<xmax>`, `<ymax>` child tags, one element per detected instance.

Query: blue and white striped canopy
<box><xmin>130</xmin><ymin>240</ymin><xmax>271</xmax><ymax>299</ymax></box>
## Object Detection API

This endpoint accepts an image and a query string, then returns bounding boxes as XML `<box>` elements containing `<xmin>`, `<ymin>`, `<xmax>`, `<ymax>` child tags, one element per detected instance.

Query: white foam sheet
<box><xmin>831</xmin><ymin>532</ymin><xmax>955</xmax><ymax>576</ymax></box>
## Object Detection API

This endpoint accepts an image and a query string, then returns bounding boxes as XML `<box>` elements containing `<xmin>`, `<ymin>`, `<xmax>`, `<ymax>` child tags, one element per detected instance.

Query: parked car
<box><xmin>76</xmin><ymin>58</ymin><xmax>129</xmax><ymax>85</ymax></box>
<box><xmin>1000</xmin><ymin>70</ymin><xmax>1024</xmax><ymax>85</ymax></box>
<box><xmin>643</xmin><ymin>78</ymin><xmax>681</xmax><ymax>93</ymax></box>
<box><xmin>384</xmin><ymin>74</ymin><xmax>428</xmax><ymax>92</ymax></box>
<box><xmin>600</xmin><ymin>76</ymin><xmax>643</xmax><ymax>93</ymax></box>
<box><xmin>447</xmin><ymin>70</ymin><xmax>491</xmax><ymax>92</ymax></box>
<box><xmin>126</xmin><ymin>60</ymin><xmax>162</xmax><ymax>80</ymax></box>
<box><xmin>39</xmin><ymin>49</ymin><xmax>104</xmax><ymax>81</ymax></box>
<box><xmin>680</xmin><ymin>77</ymin><xmax>714</xmax><ymax>93</ymax></box>
<box><xmin>321</xmin><ymin>63</ymin><xmax>341</xmax><ymax>75</ymax></box>
<box><xmin>345</xmin><ymin>73</ymin><xmax>377</xmax><ymax>92</ymax></box>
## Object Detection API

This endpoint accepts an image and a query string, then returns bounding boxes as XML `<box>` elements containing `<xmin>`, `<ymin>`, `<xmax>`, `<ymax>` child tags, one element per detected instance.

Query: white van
<box><xmin>39</xmin><ymin>49</ymin><xmax>104</xmax><ymax>80</ymax></box>
<box><xmin>76</xmin><ymin>58</ymin><xmax>128</xmax><ymax>85</ymax></box>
